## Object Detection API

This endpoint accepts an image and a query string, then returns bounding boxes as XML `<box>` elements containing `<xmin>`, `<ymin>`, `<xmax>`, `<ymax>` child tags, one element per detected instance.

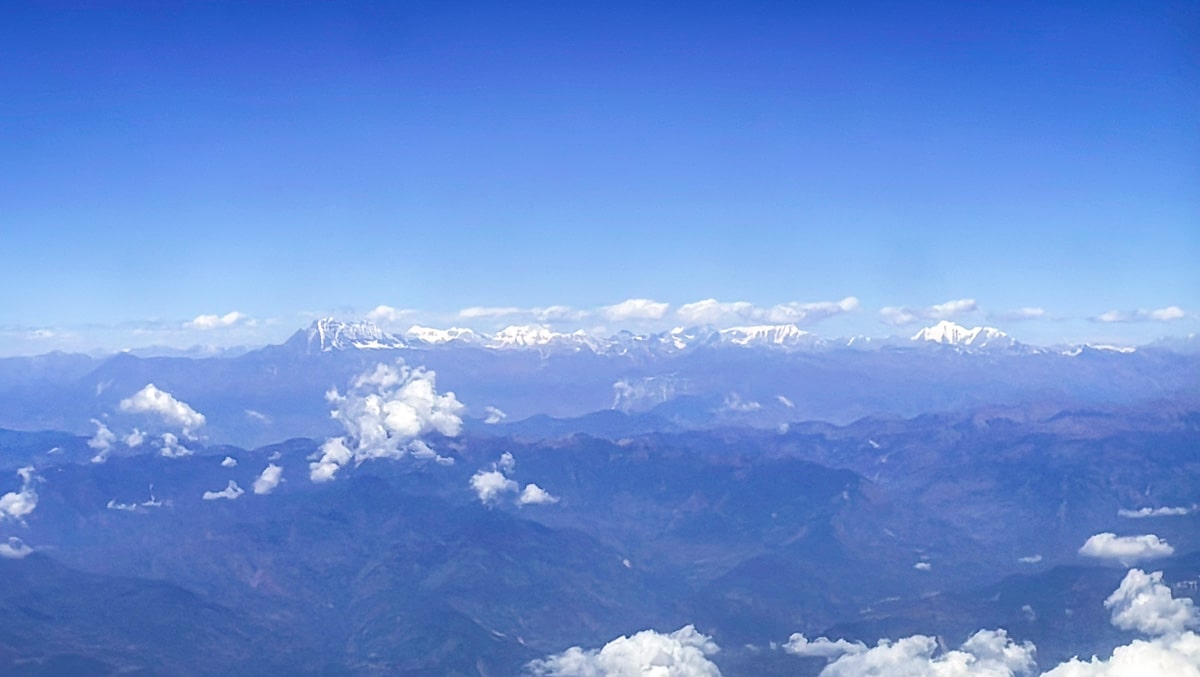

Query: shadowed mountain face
<box><xmin>0</xmin><ymin>400</ymin><xmax>1196</xmax><ymax>675</ymax></box>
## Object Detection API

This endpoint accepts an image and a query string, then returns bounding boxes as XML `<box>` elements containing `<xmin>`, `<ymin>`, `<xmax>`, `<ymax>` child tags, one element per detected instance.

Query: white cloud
<box><xmin>365</xmin><ymin>304</ymin><xmax>415</xmax><ymax>325</ymax></box>
<box><xmin>1042</xmin><ymin>568</ymin><xmax>1200</xmax><ymax>676</ymax></box>
<box><xmin>119</xmin><ymin>384</ymin><xmax>206</xmax><ymax>437</ymax></box>
<box><xmin>914</xmin><ymin>562</ymin><xmax>932</xmax><ymax>571</ymax></box>
<box><xmin>253</xmin><ymin>464</ymin><xmax>283</xmax><ymax>495</ymax></box>
<box><xmin>484</xmin><ymin>406</ymin><xmax>507</xmax><ymax>424</ymax></box>
<box><xmin>458</xmin><ymin>306</ymin><xmax>524</xmax><ymax>319</ymax></box>
<box><xmin>604</xmin><ymin>298</ymin><xmax>671</xmax><ymax>322</ymax></box>
<box><xmin>309</xmin><ymin>360</ymin><xmax>464</xmax><ymax>482</ymax></box>
<box><xmin>202</xmin><ymin>480</ymin><xmax>244</xmax><ymax>501</ymax></box>
<box><xmin>0</xmin><ymin>536</ymin><xmax>33</xmax><ymax>559</ymax></box>
<box><xmin>527</xmin><ymin>625</ymin><xmax>722</xmax><ymax>677</ymax></box>
<box><xmin>185</xmin><ymin>311</ymin><xmax>250</xmax><ymax>330</ymax></box>
<box><xmin>408</xmin><ymin>439</ymin><xmax>455</xmax><ymax>465</ymax></box>
<box><xmin>519</xmin><ymin>483</ymin><xmax>560</xmax><ymax>505</ymax></box>
<box><xmin>1079</xmin><ymin>533</ymin><xmax>1174</xmax><ymax>565</ymax></box>
<box><xmin>498</xmin><ymin>451</ymin><xmax>516</xmax><ymax>475</ymax></box>
<box><xmin>816</xmin><ymin>629</ymin><xmax>1036</xmax><ymax>677</ymax></box>
<box><xmin>124</xmin><ymin>428</ymin><xmax>145</xmax><ymax>448</ymax></box>
<box><xmin>0</xmin><ymin>467</ymin><xmax>39</xmax><ymax>521</ymax></box>
<box><xmin>470</xmin><ymin>469</ymin><xmax>517</xmax><ymax>505</ymax></box>
<box><xmin>722</xmin><ymin>393</ymin><xmax>761</xmax><ymax>413</ymax></box>
<box><xmin>1093</xmin><ymin>306</ymin><xmax>1187</xmax><ymax>323</ymax></box>
<box><xmin>1019</xmin><ymin>554</ymin><xmax>1043</xmax><ymax>564</ymax></box>
<box><xmin>1105</xmin><ymin>569</ymin><xmax>1198</xmax><ymax>636</ymax></box>
<box><xmin>1119</xmin><ymin>506</ymin><xmax>1193</xmax><ymax>519</ymax></box>
<box><xmin>881</xmin><ymin>298</ymin><xmax>978</xmax><ymax>326</ymax></box>
<box><xmin>244</xmin><ymin>409</ymin><xmax>272</xmax><ymax>424</ymax></box>
<box><xmin>221</xmin><ymin>456</ymin><xmax>238</xmax><ymax>468</ymax></box>
<box><xmin>675</xmin><ymin>297</ymin><xmax>858</xmax><ymax>327</ymax></box>
<box><xmin>995</xmin><ymin>307</ymin><xmax>1047</xmax><ymax>321</ymax></box>
<box><xmin>783</xmin><ymin>634</ymin><xmax>867</xmax><ymax>658</ymax></box>
<box><xmin>776</xmin><ymin>395</ymin><xmax>795</xmax><ymax>408</ymax></box>
<box><xmin>158</xmin><ymin>432</ymin><xmax>192</xmax><ymax>458</ymax></box>
<box><xmin>88</xmin><ymin>418</ymin><xmax>117</xmax><ymax>463</ymax></box>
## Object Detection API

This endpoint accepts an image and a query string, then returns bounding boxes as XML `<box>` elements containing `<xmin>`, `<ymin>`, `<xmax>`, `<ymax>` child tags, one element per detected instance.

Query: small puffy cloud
<box><xmin>221</xmin><ymin>456</ymin><xmax>238</xmax><ymax>468</ymax></box>
<box><xmin>202</xmin><ymin>480</ymin><xmax>244</xmax><ymax>501</ymax></box>
<box><xmin>519</xmin><ymin>483</ymin><xmax>560</xmax><ymax>505</ymax></box>
<box><xmin>498</xmin><ymin>451</ymin><xmax>516</xmax><ymax>475</ymax></box>
<box><xmin>484</xmin><ymin>406</ymin><xmax>507</xmax><ymax>424</ymax></box>
<box><xmin>1079</xmin><ymin>533</ymin><xmax>1174</xmax><ymax>565</ymax></box>
<box><xmin>0</xmin><ymin>537</ymin><xmax>33</xmax><ymax>559</ymax></box>
<box><xmin>0</xmin><ymin>467</ymin><xmax>39</xmax><ymax>521</ymax></box>
<box><xmin>604</xmin><ymin>298</ymin><xmax>671</xmax><ymax>322</ymax></box>
<box><xmin>880</xmin><ymin>298</ymin><xmax>978</xmax><ymax>326</ymax></box>
<box><xmin>1105</xmin><ymin>569</ymin><xmax>1198</xmax><ymax>636</ymax></box>
<box><xmin>914</xmin><ymin>562</ymin><xmax>932</xmax><ymax>571</ymax></box>
<box><xmin>783</xmin><ymin>634</ymin><xmax>866</xmax><ymax>658</ymax></box>
<box><xmin>124</xmin><ymin>428</ymin><xmax>145</xmax><ymax>448</ymax></box>
<box><xmin>1018</xmin><ymin>554</ymin><xmax>1043</xmax><ymax>564</ymax></box>
<box><xmin>185</xmin><ymin>311</ymin><xmax>250</xmax><ymax>330</ymax></box>
<box><xmin>309</xmin><ymin>360</ymin><xmax>464</xmax><ymax>482</ymax></box>
<box><xmin>88</xmin><ymin>418</ymin><xmax>117</xmax><ymax>463</ymax></box>
<box><xmin>527</xmin><ymin>625</ymin><xmax>721</xmax><ymax>677</ymax></box>
<box><xmin>816</xmin><ymin>629</ymin><xmax>1036</xmax><ymax>677</ymax></box>
<box><xmin>470</xmin><ymin>469</ymin><xmax>517</xmax><ymax>505</ymax></box>
<box><xmin>158</xmin><ymin>432</ymin><xmax>192</xmax><ymax>458</ymax></box>
<box><xmin>1093</xmin><ymin>306</ymin><xmax>1187</xmax><ymax>323</ymax></box>
<box><xmin>364</xmin><ymin>304</ymin><xmax>415</xmax><ymax>325</ymax></box>
<box><xmin>253</xmin><ymin>464</ymin><xmax>283</xmax><ymax>495</ymax></box>
<box><xmin>723</xmin><ymin>393</ymin><xmax>761</xmax><ymax>413</ymax></box>
<box><xmin>119</xmin><ymin>384</ymin><xmax>206</xmax><ymax>437</ymax></box>
<box><xmin>408</xmin><ymin>439</ymin><xmax>455</xmax><ymax>465</ymax></box>
<box><xmin>675</xmin><ymin>297</ymin><xmax>857</xmax><ymax>327</ymax></box>
<box><xmin>1119</xmin><ymin>506</ymin><xmax>1193</xmax><ymax>519</ymax></box>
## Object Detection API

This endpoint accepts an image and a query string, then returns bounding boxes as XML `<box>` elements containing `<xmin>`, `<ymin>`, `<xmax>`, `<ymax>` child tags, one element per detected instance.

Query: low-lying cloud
<box><xmin>880</xmin><ymin>298</ymin><xmax>978</xmax><ymax>326</ymax></box>
<box><xmin>202</xmin><ymin>480</ymin><xmax>244</xmax><ymax>501</ymax></box>
<box><xmin>1079</xmin><ymin>533</ymin><xmax>1174</xmax><ymax>565</ymax></box>
<box><xmin>309</xmin><ymin>360</ymin><xmax>464</xmax><ymax>482</ymax></box>
<box><xmin>528</xmin><ymin>625</ymin><xmax>721</xmax><ymax>677</ymax></box>
<box><xmin>253</xmin><ymin>464</ymin><xmax>283</xmax><ymax>495</ymax></box>
<box><xmin>119</xmin><ymin>384</ymin><xmax>206</xmax><ymax>437</ymax></box>
<box><xmin>0</xmin><ymin>467</ymin><xmax>39</xmax><ymax>521</ymax></box>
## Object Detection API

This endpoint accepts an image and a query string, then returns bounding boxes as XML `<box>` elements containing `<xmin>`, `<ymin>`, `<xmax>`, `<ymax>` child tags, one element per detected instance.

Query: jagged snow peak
<box><xmin>719</xmin><ymin>324</ymin><xmax>819</xmax><ymax>347</ymax></box>
<box><xmin>487</xmin><ymin>325</ymin><xmax>599</xmax><ymax>350</ymax></box>
<box><xmin>404</xmin><ymin>325</ymin><xmax>481</xmax><ymax>345</ymax></box>
<box><xmin>911</xmin><ymin>321</ymin><xmax>1014</xmax><ymax>349</ymax></box>
<box><xmin>306</xmin><ymin>318</ymin><xmax>406</xmax><ymax>352</ymax></box>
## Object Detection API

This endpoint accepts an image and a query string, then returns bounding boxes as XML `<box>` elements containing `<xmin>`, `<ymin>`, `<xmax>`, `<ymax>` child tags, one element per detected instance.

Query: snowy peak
<box><xmin>404</xmin><ymin>325</ymin><xmax>481</xmax><ymax>345</ymax></box>
<box><xmin>911</xmin><ymin>321</ymin><xmax>1015</xmax><ymax>350</ymax></box>
<box><xmin>719</xmin><ymin>324</ymin><xmax>821</xmax><ymax>348</ymax></box>
<box><xmin>305</xmin><ymin>318</ymin><xmax>406</xmax><ymax>352</ymax></box>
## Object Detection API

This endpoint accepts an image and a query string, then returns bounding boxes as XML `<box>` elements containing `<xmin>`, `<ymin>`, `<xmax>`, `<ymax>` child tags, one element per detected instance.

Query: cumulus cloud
<box><xmin>604</xmin><ymin>298</ymin><xmax>671</xmax><ymax>322</ymax></box>
<box><xmin>408</xmin><ymin>439</ymin><xmax>455</xmax><ymax>465</ymax></box>
<box><xmin>880</xmin><ymin>299</ymin><xmax>978</xmax><ymax>326</ymax></box>
<box><xmin>253</xmin><ymin>464</ymin><xmax>283</xmax><ymax>495</ymax></box>
<box><xmin>202</xmin><ymin>480</ymin><xmax>244</xmax><ymax>501</ymax></box>
<box><xmin>1043</xmin><ymin>568</ymin><xmax>1200</xmax><ymax>676</ymax></box>
<box><xmin>309</xmin><ymin>360</ymin><xmax>464</xmax><ymax>482</ymax></box>
<box><xmin>1119</xmin><ymin>506</ymin><xmax>1193</xmax><ymax>519</ymax></box>
<box><xmin>1079</xmin><ymin>533</ymin><xmax>1174</xmax><ymax>565</ymax></box>
<box><xmin>914</xmin><ymin>562</ymin><xmax>932</xmax><ymax>571</ymax></box>
<box><xmin>484</xmin><ymin>406</ymin><xmax>507</xmax><ymax>424</ymax></box>
<box><xmin>519</xmin><ymin>483</ymin><xmax>560</xmax><ymax>505</ymax></box>
<box><xmin>1105</xmin><ymin>569</ymin><xmax>1198</xmax><ymax>636</ymax></box>
<box><xmin>527</xmin><ymin>625</ymin><xmax>721</xmax><ymax>677</ymax></box>
<box><xmin>185</xmin><ymin>311</ymin><xmax>250</xmax><ymax>330</ymax></box>
<box><xmin>221</xmin><ymin>456</ymin><xmax>238</xmax><ymax>468</ymax></box>
<box><xmin>88</xmin><ymin>418</ymin><xmax>117</xmax><ymax>463</ymax></box>
<box><xmin>119</xmin><ymin>384</ymin><xmax>206</xmax><ymax>437</ymax></box>
<box><xmin>1093</xmin><ymin>306</ymin><xmax>1187</xmax><ymax>323</ymax></box>
<box><xmin>783</xmin><ymin>634</ymin><xmax>867</xmax><ymax>658</ymax></box>
<box><xmin>470</xmin><ymin>469</ymin><xmax>518</xmax><ymax>505</ymax></box>
<box><xmin>816</xmin><ymin>629</ymin><xmax>1036</xmax><ymax>677</ymax></box>
<box><xmin>0</xmin><ymin>467</ymin><xmax>39</xmax><ymax>521</ymax></box>
<box><xmin>0</xmin><ymin>537</ymin><xmax>33</xmax><ymax>559</ymax></box>
<box><xmin>675</xmin><ymin>297</ymin><xmax>858</xmax><ymax>327</ymax></box>
<box><xmin>158</xmin><ymin>432</ymin><xmax>192</xmax><ymax>458</ymax></box>
<box><xmin>124</xmin><ymin>428</ymin><xmax>145</xmax><ymax>448</ymax></box>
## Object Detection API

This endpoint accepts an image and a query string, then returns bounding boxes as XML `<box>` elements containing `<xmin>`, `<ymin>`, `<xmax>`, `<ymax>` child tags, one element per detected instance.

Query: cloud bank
<box><xmin>880</xmin><ymin>298</ymin><xmax>978</xmax><ymax>326</ymax></box>
<box><xmin>1079</xmin><ymin>533</ymin><xmax>1174</xmax><ymax>565</ymax></box>
<box><xmin>1093</xmin><ymin>306</ymin><xmax>1187</xmax><ymax>323</ymax></box>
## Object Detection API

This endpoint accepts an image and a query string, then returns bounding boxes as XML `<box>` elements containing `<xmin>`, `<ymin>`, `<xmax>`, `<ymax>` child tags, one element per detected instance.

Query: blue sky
<box><xmin>1</xmin><ymin>1</ymin><xmax>1196</xmax><ymax>354</ymax></box>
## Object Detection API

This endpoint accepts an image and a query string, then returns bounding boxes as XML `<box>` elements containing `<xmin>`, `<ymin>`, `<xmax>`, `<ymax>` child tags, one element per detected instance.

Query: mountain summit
<box><xmin>911</xmin><ymin>321</ymin><xmax>1017</xmax><ymax>350</ymax></box>
<box><xmin>302</xmin><ymin>318</ymin><xmax>407</xmax><ymax>352</ymax></box>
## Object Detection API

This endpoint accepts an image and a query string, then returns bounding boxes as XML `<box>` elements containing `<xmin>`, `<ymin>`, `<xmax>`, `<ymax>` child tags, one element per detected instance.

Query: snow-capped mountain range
<box><xmin>298</xmin><ymin>317</ymin><xmax>1041</xmax><ymax>355</ymax></box>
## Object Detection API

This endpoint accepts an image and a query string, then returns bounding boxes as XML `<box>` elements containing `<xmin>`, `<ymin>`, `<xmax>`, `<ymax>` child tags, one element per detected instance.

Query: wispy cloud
<box><xmin>992</xmin><ymin>307</ymin><xmax>1047</xmax><ymax>322</ymax></box>
<box><xmin>1093</xmin><ymin>306</ymin><xmax>1187</xmax><ymax>323</ymax></box>
<box><xmin>603</xmin><ymin>298</ymin><xmax>671</xmax><ymax>322</ymax></box>
<box><xmin>675</xmin><ymin>297</ymin><xmax>858</xmax><ymax>327</ymax></box>
<box><xmin>184</xmin><ymin>311</ymin><xmax>252</xmax><ymax>330</ymax></box>
<box><xmin>364</xmin><ymin>305</ymin><xmax>416</xmax><ymax>325</ymax></box>
<box><xmin>880</xmin><ymin>298</ymin><xmax>978</xmax><ymax>326</ymax></box>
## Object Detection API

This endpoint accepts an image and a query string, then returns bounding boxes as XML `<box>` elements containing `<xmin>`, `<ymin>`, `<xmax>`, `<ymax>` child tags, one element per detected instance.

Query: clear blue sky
<box><xmin>1</xmin><ymin>1</ymin><xmax>1196</xmax><ymax>354</ymax></box>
